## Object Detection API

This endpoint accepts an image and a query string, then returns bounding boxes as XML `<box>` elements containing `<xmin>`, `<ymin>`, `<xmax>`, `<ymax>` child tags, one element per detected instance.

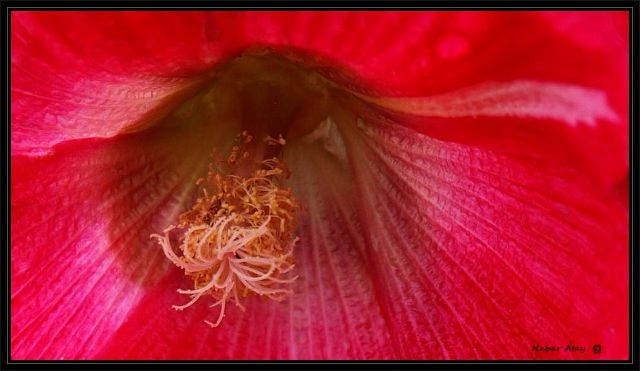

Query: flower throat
<box><xmin>148</xmin><ymin>50</ymin><xmax>349</xmax><ymax>327</ymax></box>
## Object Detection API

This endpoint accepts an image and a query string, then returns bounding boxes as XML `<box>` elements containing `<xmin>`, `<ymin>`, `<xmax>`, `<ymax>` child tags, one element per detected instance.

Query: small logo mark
<box><xmin>593</xmin><ymin>344</ymin><xmax>602</xmax><ymax>354</ymax></box>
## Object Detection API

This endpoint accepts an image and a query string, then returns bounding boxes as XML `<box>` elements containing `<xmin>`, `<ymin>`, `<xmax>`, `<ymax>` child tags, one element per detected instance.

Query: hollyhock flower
<box><xmin>10</xmin><ymin>10</ymin><xmax>629</xmax><ymax>360</ymax></box>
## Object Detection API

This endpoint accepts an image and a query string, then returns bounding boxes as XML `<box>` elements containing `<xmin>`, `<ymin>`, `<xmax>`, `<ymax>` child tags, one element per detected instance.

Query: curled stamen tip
<box><xmin>204</xmin><ymin>320</ymin><xmax>219</xmax><ymax>328</ymax></box>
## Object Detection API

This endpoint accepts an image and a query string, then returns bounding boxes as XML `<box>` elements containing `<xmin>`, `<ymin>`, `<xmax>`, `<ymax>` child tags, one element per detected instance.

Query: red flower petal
<box><xmin>340</xmin><ymin>117</ymin><xmax>628</xmax><ymax>359</ymax></box>
<box><xmin>11</xmin><ymin>10</ymin><xmax>628</xmax><ymax>360</ymax></box>
<box><xmin>11</xmin><ymin>136</ymin><xmax>175</xmax><ymax>358</ymax></box>
<box><xmin>12</xmin><ymin>11</ymin><xmax>627</xmax><ymax>155</ymax></box>
<box><xmin>10</xmin><ymin>99</ymin><xmax>239</xmax><ymax>359</ymax></box>
<box><xmin>96</xmin><ymin>147</ymin><xmax>398</xmax><ymax>359</ymax></box>
<box><xmin>11</xmin><ymin>11</ymin><xmax>231</xmax><ymax>155</ymax></box>
<box><xmin>95</xmin><ymin>111</ymin><xmax>628</xmax><ymax>359</ymax></box>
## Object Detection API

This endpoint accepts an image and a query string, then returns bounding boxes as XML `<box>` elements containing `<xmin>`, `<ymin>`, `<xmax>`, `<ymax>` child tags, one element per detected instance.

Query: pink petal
<box><xmin>364</xmin><ymin>80</ymin><xmax>619</xmax><ymax>127</ymax></box>
<box><xmin>355</xmin><ymin>78</ymin><xmax>628</xmax><ymax>190</ymax></box>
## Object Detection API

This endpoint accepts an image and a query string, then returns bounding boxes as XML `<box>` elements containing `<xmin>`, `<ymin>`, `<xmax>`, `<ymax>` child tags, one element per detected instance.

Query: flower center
<box><xmin>150</xmin><ymin>49</ymin><xmax>343</xmax><ymax>327</ymax></box>
<box><xmin>151</xmin><ymin>131</ymin><xmax>301</xmax><ymax>327</ymax></box>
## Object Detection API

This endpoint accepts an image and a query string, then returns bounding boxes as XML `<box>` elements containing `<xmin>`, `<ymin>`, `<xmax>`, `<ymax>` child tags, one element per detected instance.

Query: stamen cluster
<box><xmin>151</xmin><ymin>132</ymin><xmax>300</xmax><ymax>327</ymax></box>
